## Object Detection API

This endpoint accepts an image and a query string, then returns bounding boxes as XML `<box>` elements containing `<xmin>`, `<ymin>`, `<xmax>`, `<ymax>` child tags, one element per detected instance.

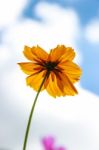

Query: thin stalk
<box><xmin>23</xmin><ymin>72</ymin><xmax>48</xmax><ymax>150</ymax></box>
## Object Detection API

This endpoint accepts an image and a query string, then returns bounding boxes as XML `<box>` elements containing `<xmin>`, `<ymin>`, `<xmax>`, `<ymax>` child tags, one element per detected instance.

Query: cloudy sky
<box><xmin>0</xmin><ymin>0</ymin><xmax>99</xmax><ymax>150</ymax></box>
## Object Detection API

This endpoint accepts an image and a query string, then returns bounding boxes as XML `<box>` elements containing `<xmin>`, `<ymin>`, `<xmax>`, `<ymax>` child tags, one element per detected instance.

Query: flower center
<box><xmin>44</xmin><ymin>61</ymin><xmax>58</xmax><ymax>71</ymax></box>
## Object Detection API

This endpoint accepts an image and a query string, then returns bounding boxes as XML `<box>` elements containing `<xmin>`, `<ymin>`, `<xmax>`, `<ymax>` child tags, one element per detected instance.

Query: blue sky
<box><xmin>23</xmin><ymin>0</ymin><xmax>99</xmax><ymax>24</ymax></box>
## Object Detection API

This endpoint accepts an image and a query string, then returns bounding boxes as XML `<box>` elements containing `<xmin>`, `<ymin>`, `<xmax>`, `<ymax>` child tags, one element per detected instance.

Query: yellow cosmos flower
<box><xmin>18</xmin><ymin>45</ymin><xmax>82</xmax><ymax>97</ymax></box>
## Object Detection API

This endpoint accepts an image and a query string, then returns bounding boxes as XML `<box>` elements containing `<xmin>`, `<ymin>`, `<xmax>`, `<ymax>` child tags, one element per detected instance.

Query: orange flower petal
<box><xmin>49</xmin><ymin>45</ymin><xmax>75</xmax><ymax>62</ymax></box>
<box><xmin>23</xmin><ymin>46</ymin><xmax>34</xmax><ymax>61</ymax></box>
<box><xmin>56</xmin><ymin>75</ymin><xmax>73</xmax><ymax>96</ymax></box>
<box><xmin>56</xmin><ymin>78</ymin><xmax>66</xmax><ymax>96</ymax></box>
<box><xmin>31</xmin><ymin>45</ymin><xmax>48</xmax><ymax>61</ymax></box>
<box><xmin>26</xmin><ymin>70</ymin><xmax>46</xmax><ymax>91</ymax></box>
<box><xmin>53</xmin><ymin>74</ymin><xmax>64</xmax><ymax>96</ymax></box>
<box><xmin>46</xmin><ymin>73</ymin><xmax>57</xmax><ymax>98</ymax></box>
<box><xmin>23</xmin><ymin>45</ymin><xmax>48</xmax><ymax>62</ymax></box>
<box><xmin>18</xmin><ymin>62</ymin><xmax>38</xmax><ymax>75</ymax></box>
<box><xmin>45</xmin><ymin>72</ymin><xmax>64</xmax><ymax>97</ymax></box>
<box><xmin>59</xmin><ymin>61</ymin><xmax>82</xmax><ymax>83</ymax></box>
<box><xmin>59</xmin><ymin>72</ymin><xmax>78</xmax><ymax>96</ymax></box>
<box><xmin>59</xmin><ymin>47</ymin><xmax>75</xmax><ymax>62</ymax></box>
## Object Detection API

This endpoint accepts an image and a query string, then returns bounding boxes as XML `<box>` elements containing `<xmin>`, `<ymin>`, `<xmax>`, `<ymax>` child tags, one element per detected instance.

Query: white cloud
<box><xmin>3</xmin><ymin>2</ymin><xmax>81</xmax><ymax>49</ymax></box>
<box><xmin>0</xmin><ymin>45</ymin><xmax>11</xmax><ymax>68</ymax></box>
<box><xmin>85</xmin><ymin>18</ymin><xmax>99</xmax><ymax>43</ymax></box>
<box><xmin>0</xmin><ymin>0</ymin><xmax>27</xmax><ymax>28</ymax></box>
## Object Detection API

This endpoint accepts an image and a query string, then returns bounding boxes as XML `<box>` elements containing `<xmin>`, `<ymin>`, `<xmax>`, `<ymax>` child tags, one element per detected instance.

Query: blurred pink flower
<box><xmin>42</xmin><ymin>136</ymin><xmax>67</xmax><ymax>150</ymax></box>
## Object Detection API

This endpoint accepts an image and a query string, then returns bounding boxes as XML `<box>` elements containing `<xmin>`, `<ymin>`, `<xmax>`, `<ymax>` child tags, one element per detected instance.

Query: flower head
<box><xmin>18</xmin><ymin>45</ymin><xmax>82</xmax><ymax>97</ymax></box>
<box><xmin>42</xmin><ymin>136</ymin><xmax>54</xmax><ymax>150</ymax></box>
<box><xmin>42</xmin><ymin>136</ymin><xmax>66</xmax><ymax>150</ymax></box>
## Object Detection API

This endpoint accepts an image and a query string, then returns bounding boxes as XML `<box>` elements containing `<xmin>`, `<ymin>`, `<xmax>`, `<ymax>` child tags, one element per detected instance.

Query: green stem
<box><xmin>23</xmin><ymin>72</ymin><xmax>48</xmax><ymax>150</ymax></box>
